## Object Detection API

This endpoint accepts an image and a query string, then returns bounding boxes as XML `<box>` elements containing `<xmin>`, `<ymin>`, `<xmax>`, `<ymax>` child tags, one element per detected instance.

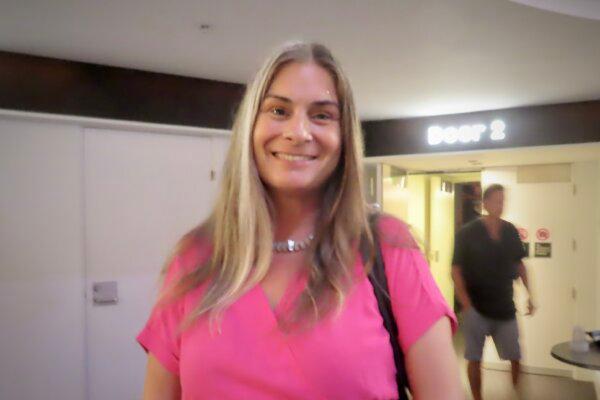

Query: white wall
<box><xmin>0</xmin><ymin>119</ymin><xmax>86</xmax><ymax>399</ymax></box>
<box><xmin>481</xmin><ymin>163</ymin><xmax>598</xmax><ymax>380</ymax></box>
<box><xmin>571</xmin><ymin>163</ymin><xmax>598</xmax><ymax>382</ymax></box>
<box><xmin>0</xmin><ymin>113</ymin><xmax>230</xmax><ymax>399</ymax></box>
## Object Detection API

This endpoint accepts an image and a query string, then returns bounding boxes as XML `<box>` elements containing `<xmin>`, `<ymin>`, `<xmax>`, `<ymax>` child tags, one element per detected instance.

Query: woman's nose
<box><xmin>283</xmin><ymin>112</ymin><xmax>312</xmax><ymax>143</ymax></box>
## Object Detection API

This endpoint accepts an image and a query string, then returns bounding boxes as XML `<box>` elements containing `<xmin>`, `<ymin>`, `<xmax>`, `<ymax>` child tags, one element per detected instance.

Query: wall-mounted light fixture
<box><xmin>395</xmin><ymin>175</ymin><xmax>407</xmax><ymax>189</ymax></box>
<box><xmin>440</xmin><ymin>180</ymin><xmax>454</xmax><ymax>194</ymax></box>
<box><xmin>388</xmin><ymin>165</ymin><xmax>407</xmax><ymax>190</ymax></box>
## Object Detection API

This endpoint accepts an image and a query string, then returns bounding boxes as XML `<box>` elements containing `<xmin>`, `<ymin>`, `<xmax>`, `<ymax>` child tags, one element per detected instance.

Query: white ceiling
<box><xmin>1</xmin><ymin>0</ymin><xmax>600</xmax><ymax>120</ymax></box>
<box><xmin>368</xmin><ymin>142</ymin><xmax>600</xmax><ymax>172</ymax></box>
<box><xmin>510</xmin><ymin>0</ymin><xmax>600</xmax><ymax>21</ymax></box>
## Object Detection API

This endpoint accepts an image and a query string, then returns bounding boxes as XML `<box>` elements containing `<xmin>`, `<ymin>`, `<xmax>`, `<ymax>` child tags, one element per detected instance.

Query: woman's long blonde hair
<box><xmin>162</xmin><ymin>41</ymin><xmax>375</xmax><ymax>327</ymax></box>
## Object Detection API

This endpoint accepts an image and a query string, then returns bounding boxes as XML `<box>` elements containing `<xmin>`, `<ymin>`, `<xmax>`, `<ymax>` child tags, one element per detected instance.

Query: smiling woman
<box><xmin>137</xmin><ymin>41</ymin><xmax>463</xmax><ymax>400</ymax></box>
<box><xmin>253</xmin><ymin>62</ymin><xmax>342</xmax><ymax>195</ymax></box>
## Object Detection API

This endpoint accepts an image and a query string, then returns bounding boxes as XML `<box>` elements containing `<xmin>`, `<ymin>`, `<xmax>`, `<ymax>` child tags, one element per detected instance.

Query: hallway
<box><xmin>454</xmin><ymin>331</ymin><xmax>596</xmax><ymax>399</ymax></box>
<box><xmin>457</xmin><ymin>362</ymin><xmax>596</xmax><ymax>400</ymax></box>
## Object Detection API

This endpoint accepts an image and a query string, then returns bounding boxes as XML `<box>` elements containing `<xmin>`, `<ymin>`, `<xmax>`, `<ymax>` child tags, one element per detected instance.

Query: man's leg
<box><xmin>463</xmin><ymin>309</ymin><xmax>488</xmax><ymax>400</ymax></box>
<box><xmin>467</xmin><ymin>361</ymin><xmax>483</xmax><ymax>400</ymax></box>
<box><xmin>491</xmin><ymin>317</ymin><xmax>521</xmax><ymax>389</ymax></box>
<box><xmin>510</xmin><ymin>360</ymin><xmax>521</xmax><ymax>387</ymax></box>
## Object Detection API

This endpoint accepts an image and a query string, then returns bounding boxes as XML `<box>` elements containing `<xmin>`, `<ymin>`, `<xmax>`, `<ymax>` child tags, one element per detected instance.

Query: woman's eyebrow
<box><xmin>264</xmin><ymin>94</ymin><xmax>291</xmax><ymax>103</ymax></box>
<box><xmin>265</xmin><ymin>94</ymin><xmax>339</xmax><ymax>109</ymax></box>
<box><xmin>312</xmin><ymin>100</ymin><xmax>339</xmax><ymax>108</ymax></box>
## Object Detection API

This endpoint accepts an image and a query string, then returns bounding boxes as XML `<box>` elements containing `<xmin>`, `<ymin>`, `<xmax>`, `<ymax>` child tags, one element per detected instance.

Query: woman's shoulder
<box><xmin>375</xmin><ymin>213</ymin><xmax>419</xmax><ymax>250</ymax></box>
<box><xmin>164</xmin><ymin>227</ymin><xmax>214</xmax><ymax>281</ymax></box>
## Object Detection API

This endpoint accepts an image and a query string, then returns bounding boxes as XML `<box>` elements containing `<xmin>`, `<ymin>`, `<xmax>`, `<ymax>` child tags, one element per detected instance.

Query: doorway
<box><xmin>376</xmin><ymin>153</ymin><xmax>597</xmax><ymax>379</ymax></box>
<box><xmin>381</xmin><ymin>165</ymin><xmax>482</xmax><ymax>311</ymax></box>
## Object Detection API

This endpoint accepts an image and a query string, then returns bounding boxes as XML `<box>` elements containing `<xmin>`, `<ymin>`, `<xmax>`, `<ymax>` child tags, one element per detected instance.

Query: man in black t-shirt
<box><xmin>452</xmin><ymin>184</ymin><xmax>535</xmax><ymax>400</ymax></box>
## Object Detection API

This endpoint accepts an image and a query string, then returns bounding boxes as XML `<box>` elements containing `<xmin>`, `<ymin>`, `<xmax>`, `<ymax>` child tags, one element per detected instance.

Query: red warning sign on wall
<box><xmin>518</xmin><ymin>228</ymin><xmax>528</xmax><ymax>241</ymax></box>
<box><xmin>536</xmin><ymin>228</ymin><xmax>550</xmax><ymax>241</ymax></box>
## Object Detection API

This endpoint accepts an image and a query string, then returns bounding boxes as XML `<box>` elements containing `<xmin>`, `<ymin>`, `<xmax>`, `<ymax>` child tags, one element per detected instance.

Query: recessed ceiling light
<box><xmin>198</xmin><ymin>23</ymin><xmax>212</xmax><ymax>32</ymax></box>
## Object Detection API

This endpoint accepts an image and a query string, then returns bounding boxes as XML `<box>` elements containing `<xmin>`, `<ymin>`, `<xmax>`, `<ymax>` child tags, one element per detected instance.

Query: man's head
<box><xmin>483</xmin><ymin>184</ymin><xmax>505</xmax><ymax>218</ymax></box>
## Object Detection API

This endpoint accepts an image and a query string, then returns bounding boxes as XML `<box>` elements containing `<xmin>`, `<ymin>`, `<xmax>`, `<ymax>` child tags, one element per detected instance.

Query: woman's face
<box><xmin>253</xmin><ymin>61</ymin><xmax>342</xmax><ymax>197</ymax></box>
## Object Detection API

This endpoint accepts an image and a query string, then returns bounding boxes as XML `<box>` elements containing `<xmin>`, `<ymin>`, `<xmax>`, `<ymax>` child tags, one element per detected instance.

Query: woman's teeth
<box><xmin>274</xmin><ymin>152</ymin><xmax>314</xmax><ymax>161</ymax></box>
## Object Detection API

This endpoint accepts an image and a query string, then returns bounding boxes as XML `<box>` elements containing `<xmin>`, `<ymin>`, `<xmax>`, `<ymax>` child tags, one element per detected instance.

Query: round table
<box><xmin>550</xmin><ymin>342</ymin><xmax>600</xmax><ymax>370</ymax></box>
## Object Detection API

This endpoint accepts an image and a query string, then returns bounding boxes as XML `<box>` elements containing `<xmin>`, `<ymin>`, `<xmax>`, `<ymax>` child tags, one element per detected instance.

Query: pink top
<box><xmin>137</xmin><ymin>216</ymin><xmax>457</xmax><ymax>399</ymax></box>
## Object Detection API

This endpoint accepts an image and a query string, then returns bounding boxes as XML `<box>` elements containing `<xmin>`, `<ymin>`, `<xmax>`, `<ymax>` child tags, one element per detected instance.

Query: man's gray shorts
<box><xmin>463</xmin><ymin>308</ymin><xmax>521</xmax><ymax>361</ymax></box>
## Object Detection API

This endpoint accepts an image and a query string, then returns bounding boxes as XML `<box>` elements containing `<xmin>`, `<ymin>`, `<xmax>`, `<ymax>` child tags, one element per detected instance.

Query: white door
<box><xmin>84</xmin><ymin>128</ymin><xmax>226</xmax><ymax>400</ymax></box>
<box><xmin>482</xmin><ymin>168</ymin><xmax>575</xmax><ymax>371</ymax></box>
<box><xmin>0</xmin><ymin>118</ymin><xmax>86</xmax><ymax>400</ymax></box>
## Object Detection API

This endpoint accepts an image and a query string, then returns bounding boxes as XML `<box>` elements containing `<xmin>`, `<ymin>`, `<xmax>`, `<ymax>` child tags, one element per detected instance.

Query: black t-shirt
<box><xmin>452</xmin><ymin>218</ymin><xmax>526</xmax><ymax>320</ymax></box>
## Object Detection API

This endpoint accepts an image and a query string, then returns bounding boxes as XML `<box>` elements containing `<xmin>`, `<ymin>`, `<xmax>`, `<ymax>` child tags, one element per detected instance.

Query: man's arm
<box><xmin>517</xmin><ymin>261</ymin><xmax>536</xmax><ymax>315</ymax></box>
<box><xmin>451</xmin><ymin>265</ymin><xmax>472</xmax><ymax>311</ymax></box>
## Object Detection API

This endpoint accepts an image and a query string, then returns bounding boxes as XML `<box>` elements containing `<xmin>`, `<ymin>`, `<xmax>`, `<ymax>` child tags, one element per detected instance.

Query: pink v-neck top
<box><xmin>137</xmin><ymin>216</ymin><xmax>457</xmax><ymax>399</ymax></box>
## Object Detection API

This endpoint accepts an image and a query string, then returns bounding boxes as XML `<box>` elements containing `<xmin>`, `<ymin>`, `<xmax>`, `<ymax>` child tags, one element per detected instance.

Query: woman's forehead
<box><xmin>267</xmin><ymin>62</ymin><xmax>338</xmax><ymax>102</ymax></box>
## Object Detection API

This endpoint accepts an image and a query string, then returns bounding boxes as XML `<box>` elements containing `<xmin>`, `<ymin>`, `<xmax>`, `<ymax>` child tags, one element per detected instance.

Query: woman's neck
<box><xmin>270</xmin><ymin>191</ymin><xmax>320</xmax><ymax>241</ymax></box>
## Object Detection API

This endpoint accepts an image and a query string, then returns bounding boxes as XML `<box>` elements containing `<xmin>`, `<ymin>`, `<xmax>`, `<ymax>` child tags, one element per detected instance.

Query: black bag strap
<box><xmin>361</xmin><ymin>213</ymin><xmax>410</xmax><ymax>400</ymax></box>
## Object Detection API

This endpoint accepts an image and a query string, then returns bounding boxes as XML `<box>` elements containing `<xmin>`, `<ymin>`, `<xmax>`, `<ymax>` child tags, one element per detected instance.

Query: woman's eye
<box><xmin>314</xmin><ymin>111</ymin><xmax>339</xmax><ymax>122</ymax></box>
<box><xmin>270</xmin><ymin>107</ymin><xmax>287</xmax><ymax>117</ymax></box>
<box><xmin>314</xmin><ymin>113</ymin><xmax>331</xmax><ymax>120</ymax></box>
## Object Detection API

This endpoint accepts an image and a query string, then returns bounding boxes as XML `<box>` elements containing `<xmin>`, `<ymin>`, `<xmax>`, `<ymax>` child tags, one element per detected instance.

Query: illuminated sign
<box><xmin>427</xmin><ymin>120</ymin><xmax>506</xmax><ymax>146</ymax></box>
